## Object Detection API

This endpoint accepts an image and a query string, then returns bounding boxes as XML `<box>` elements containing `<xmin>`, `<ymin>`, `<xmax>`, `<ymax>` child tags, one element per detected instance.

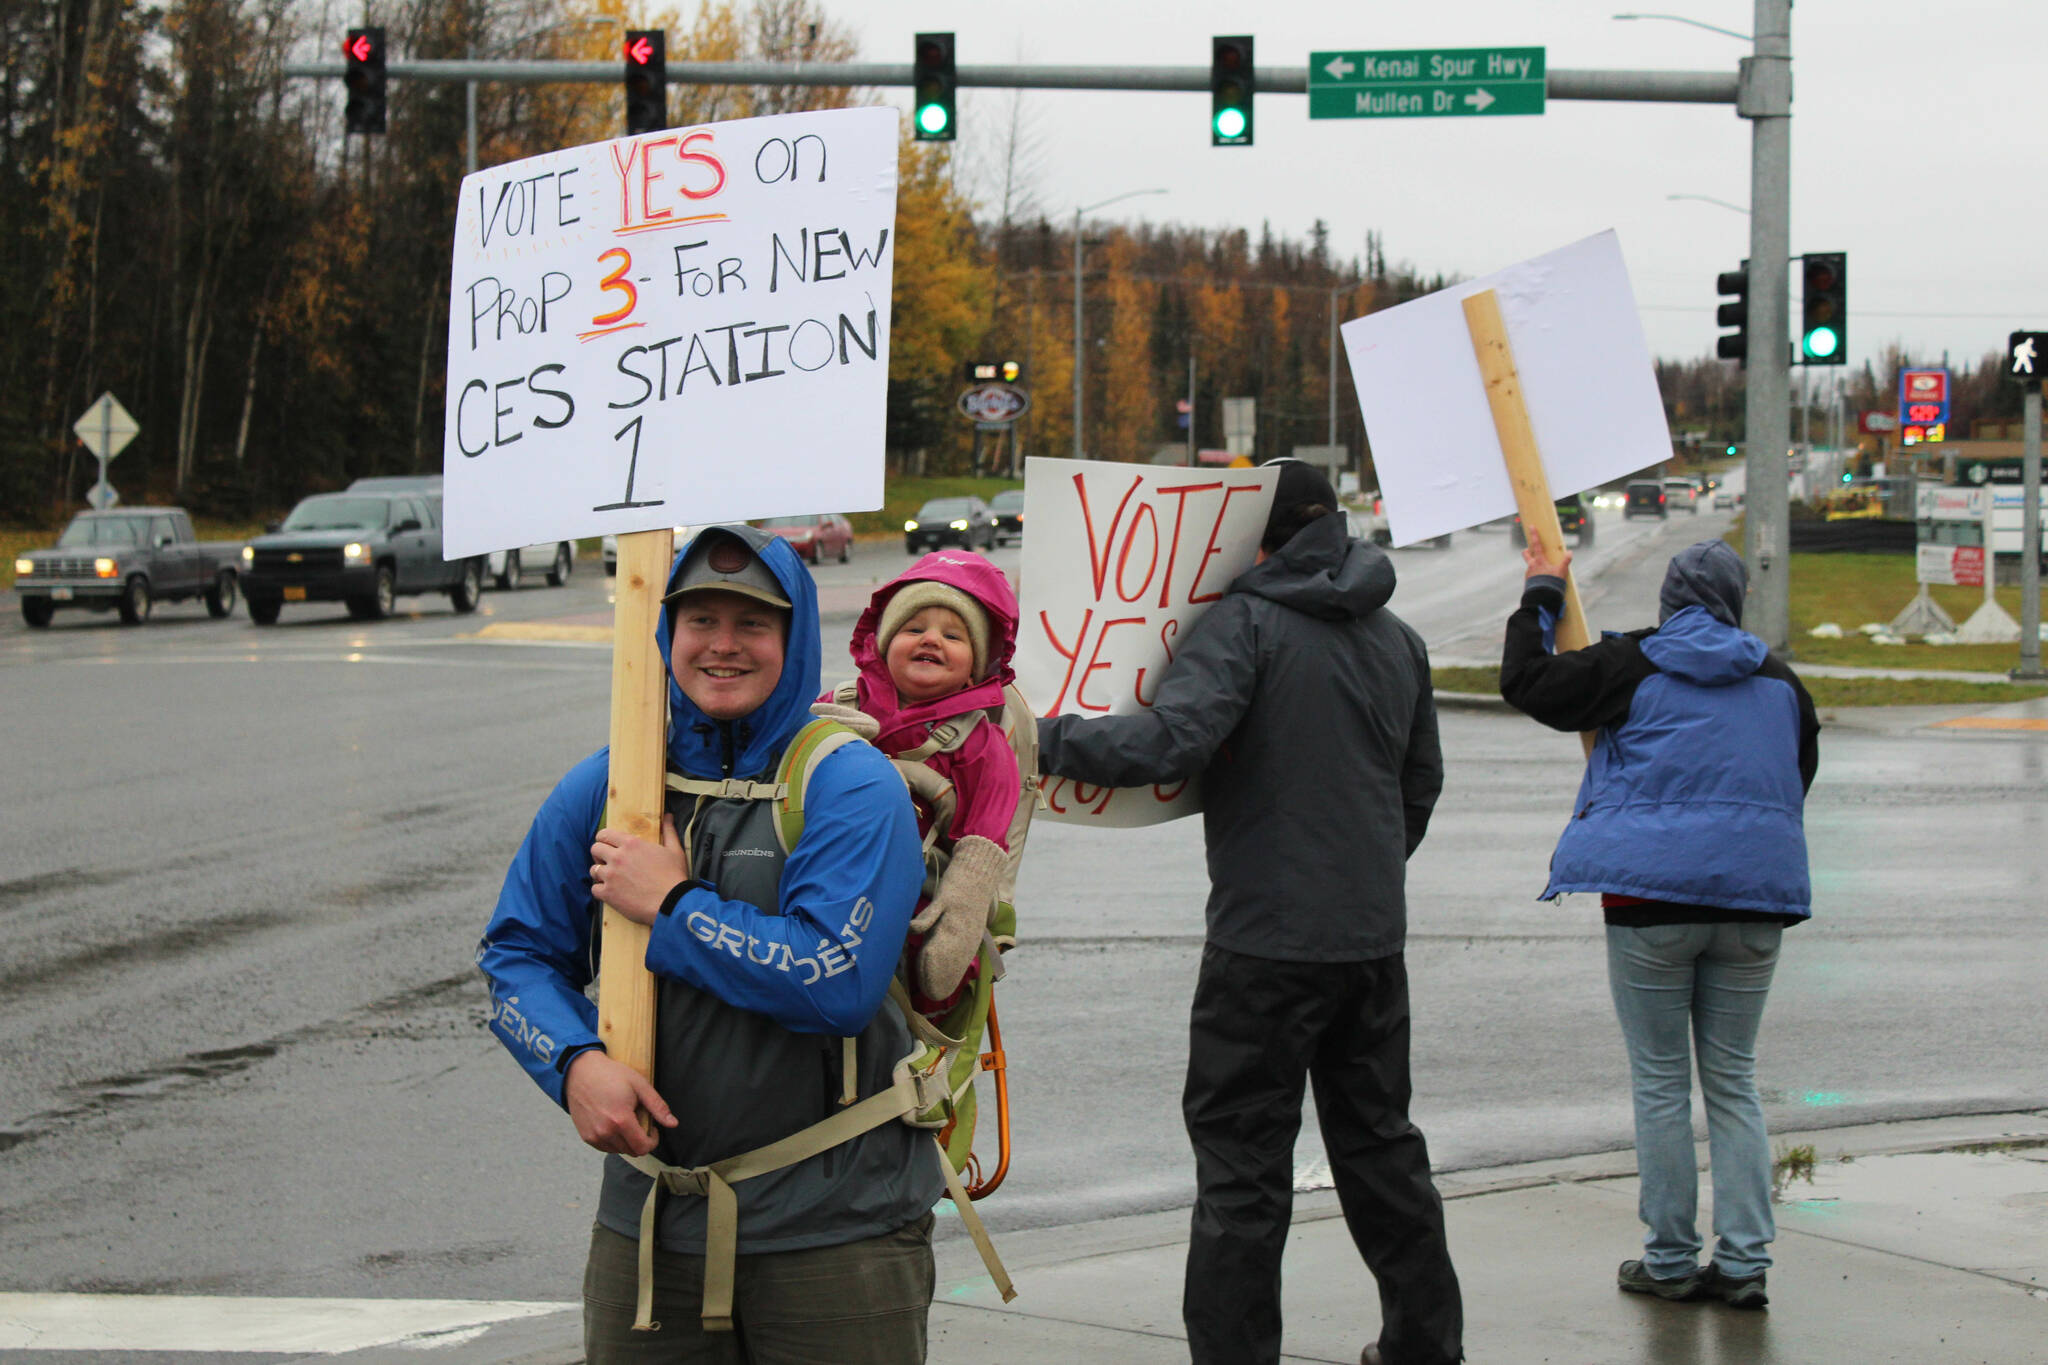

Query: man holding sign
<box><xmin>1036</xmin><ymin>461</ymin><xmax>1464</xmax><ymax>1365</ymax></box>
<box><xmin>478</xmin><ymin>527</ymin><xmax>936</xmax><ymax>1361</ymax></box>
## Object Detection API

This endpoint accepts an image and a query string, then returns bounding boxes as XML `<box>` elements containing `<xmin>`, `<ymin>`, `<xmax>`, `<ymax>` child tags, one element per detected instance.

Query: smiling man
<box><xmin>477</xmin><ymin>525</ymin><xmax>934</xmax><ymax>1363</ymax></box>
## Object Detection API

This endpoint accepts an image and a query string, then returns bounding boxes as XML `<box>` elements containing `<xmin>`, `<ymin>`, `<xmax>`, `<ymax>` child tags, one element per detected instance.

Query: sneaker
<box><xmin>1702</xmin><ymin>1263</ymin><xmax>1769</xmax><ymax>1309</ymax></box>
<box><xmin>1616</xmin><ymin>1258</ymin><xmax>1706</xmax><ymax>1301</ymax></box>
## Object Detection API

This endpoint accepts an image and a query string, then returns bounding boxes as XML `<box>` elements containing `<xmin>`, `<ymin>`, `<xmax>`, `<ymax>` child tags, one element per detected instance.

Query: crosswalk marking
<box><xmin>0</xmin><ymin>1293</ymin><xmax>571</xmax><ymax>1354</ymax></box>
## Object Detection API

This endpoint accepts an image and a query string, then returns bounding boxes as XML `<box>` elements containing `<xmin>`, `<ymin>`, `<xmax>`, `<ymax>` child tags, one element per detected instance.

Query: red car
<box><xmin>757</xmin><ymin>513</ymin><xmax>854</xmax><ymax>564</ymax></box>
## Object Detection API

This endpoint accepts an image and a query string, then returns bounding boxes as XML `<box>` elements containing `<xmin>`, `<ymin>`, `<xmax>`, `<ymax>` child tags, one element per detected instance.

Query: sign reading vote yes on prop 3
<box><xmin>440</xmin><ymin>107</ymin><xmax>899</xmax><ymax>560</ymax></box>
<box><xmin>1015</xmin><ymin>457</ymin><xmax>1277</xmax><ymax>828</ymax></box>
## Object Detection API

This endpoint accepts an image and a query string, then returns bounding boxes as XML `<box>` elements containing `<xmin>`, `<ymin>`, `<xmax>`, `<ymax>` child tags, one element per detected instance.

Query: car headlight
<box><xmin>14</xmin><ymin>558</ymin><xmax>32</xmax><ymax>576</ymax></box>
<box><xmin>950</xmin><ymin>519</ymin><xmax>968</xmax><ymax>530</ymax></box>
<box><xmin>95</xmin><ymin>557</ymin><xmax>118</xmax><ymax>578</ymax></box>
<box><xmin>904</xmin><ymin>520</ymin><xmax>919</xmax><ymax>532</ymax></box>
<box><xmin>343</xmin><ymin>542</ymin><xmax>369</xmax><ymax>564</ymax></box>
<box><xmin>241</xmin><ymin>544</ymin><xmax>254</xmax><ymax>563</ymax></box>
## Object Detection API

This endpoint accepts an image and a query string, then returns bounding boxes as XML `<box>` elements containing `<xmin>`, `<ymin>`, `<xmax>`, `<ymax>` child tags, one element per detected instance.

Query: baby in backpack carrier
<box><xmin>816</xmin><ymin>552</ymin><xmax>1024</xmax><ymax>1014</ymax></box>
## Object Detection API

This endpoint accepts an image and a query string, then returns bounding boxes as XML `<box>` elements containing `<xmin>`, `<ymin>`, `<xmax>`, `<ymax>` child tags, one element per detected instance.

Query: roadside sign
<box><xmin>73</xmin><ymin>392</ymin><xmax>139</xmax><ymax>461</ymax></box>
<box><xmin>957</xmin><ymin>383</ymin><xmax>1030</xmax><ymax>424</ymax></box>
<box><xmin>1917</xmin><ymin>544</ymin><xmax>1985</xmax><ymax>588</ymax></box>
<box><xmin>1859</xmin><ymin>411</ymin><xmax>1898</xmax><ymax>434</ymax></box>
<box><xmin>2007</xmin><ymin>331</ymin><xmax>2047</xmax><ymax>385</ymax></box>
<box><xmin>86</xmin><ymin>479</ymin><xmax>120</xmax><ymax>510</ymax></box>
<box><xmin>1308</xmin><ymin>47</ymin><xmax>1545</xmax><ymax>120</ymax></box>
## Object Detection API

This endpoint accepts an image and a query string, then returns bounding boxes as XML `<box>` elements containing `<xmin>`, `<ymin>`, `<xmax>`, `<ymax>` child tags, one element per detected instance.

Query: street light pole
<box><xmin>1072</xmin><ymin>188</ymin><xmax>1167</xmax><ymax>460</ymax></box>
<box><xmin>1742</xmin><ymin>0</ymin><xmax>1794</xmax><ymax>650</ymax></box>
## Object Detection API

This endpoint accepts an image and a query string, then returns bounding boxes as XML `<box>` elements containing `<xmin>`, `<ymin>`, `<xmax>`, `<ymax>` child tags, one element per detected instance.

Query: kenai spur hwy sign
<box><xmin>1308</xmin><ymin>47</ymin><xmax>1546</xmax><ymax>120</ymax></box>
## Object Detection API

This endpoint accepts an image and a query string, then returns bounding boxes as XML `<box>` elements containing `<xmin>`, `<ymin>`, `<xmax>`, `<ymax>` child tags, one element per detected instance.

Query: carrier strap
<box><xmin>621</xmin><ymin>1061</ymin><xmax>944</xmax><ymax>1333</ymax></box>
<box><xmin>664</xmin><ymin>774</ymin><xmax>785</xmax><ymax>802</ymax></box>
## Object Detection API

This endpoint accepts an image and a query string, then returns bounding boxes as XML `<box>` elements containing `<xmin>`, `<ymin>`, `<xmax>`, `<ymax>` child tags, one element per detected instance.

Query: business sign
<box><xmin>1917</xmin><ymin>486</ymin><xmax>1987</xmax><ymax>520</ymax></box>
<box><xmin>439</xmin><ymin>106</ymin><xmax>899</xmax><ymax>559</ymax></box>
<box><xmin>1898</xmin><ymin>368</ymin><xmax>1950</xmax><ymax>429</ymax></box>
<box><xmin>1917</xmin><ymin>544</ymin><xmax>1985</xmax><ymax>588</ymax></box>
<box><xmin>1014</xmin><ymin>457</ymin><xmax>1277</xmax><ymax>828</ymax></box>
<box><xmin>957</xmin><ymin>383</ymin><xmax>1030</xmax><ymax>424</ymax></box>
<box><xmin>1308</xmin><ymin>47</ymin><xmax>1545</xmax><ymax>119</ymax></box>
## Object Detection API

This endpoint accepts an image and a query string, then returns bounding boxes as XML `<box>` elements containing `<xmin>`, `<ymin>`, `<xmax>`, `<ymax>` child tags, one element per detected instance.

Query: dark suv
<box><xmin>242</xmin><ymin>490</ymin><xmax>484</xmax><ymax>623</ymax></box>
<box><xmin>904</xmin><ymin>496</ymin><xmax>996</xmax><ymax>554</ymax></box>
<box><xmin>1624</xmin><ymin>481</ymin><xmax>1669</xmax><ymax>520</ymax></box>
<box><xmin>1511</xmin><ymin>493</ymin><xmax>1594</xmax><ymax>548</ymax></box>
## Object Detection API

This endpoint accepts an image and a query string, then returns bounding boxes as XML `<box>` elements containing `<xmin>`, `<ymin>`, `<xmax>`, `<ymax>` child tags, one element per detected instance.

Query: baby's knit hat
<box><xmin>877</xmin><ymin>581</ymin><xmax>992</xmax><ymax>682</ymax></box>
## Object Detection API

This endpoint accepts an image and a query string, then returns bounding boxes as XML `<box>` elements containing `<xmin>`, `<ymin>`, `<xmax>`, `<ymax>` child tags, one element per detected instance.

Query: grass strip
<box><xmin>1432</xmin><ymin>665</ymin><xmax>2047</xmax><ymax>709</ymax></box>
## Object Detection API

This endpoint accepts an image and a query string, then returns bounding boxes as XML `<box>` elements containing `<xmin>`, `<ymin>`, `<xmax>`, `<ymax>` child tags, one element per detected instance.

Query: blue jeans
<box><xmin>1606</xmin><ymin>921</ymin><xmax>1782</xmax><ymax>1279</ymax></box>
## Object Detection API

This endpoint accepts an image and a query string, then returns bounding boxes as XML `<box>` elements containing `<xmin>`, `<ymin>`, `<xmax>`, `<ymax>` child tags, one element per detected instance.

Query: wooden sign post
<box><xmin>597</xmin><ymin>528</ymin><xmax>674</xmax><ymax>1091</ymax></box>
<box><xmin>1462</xmin><ymin>289</ymin><xmax>1597</xmax><ymax>754</ymax></box>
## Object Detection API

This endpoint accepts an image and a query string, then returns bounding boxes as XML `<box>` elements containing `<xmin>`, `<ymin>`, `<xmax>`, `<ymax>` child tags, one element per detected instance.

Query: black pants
<box><xmin>1182</xmin><ymin>944</ymin><xmax>1463</xmax><ymax>1365</ymax></box>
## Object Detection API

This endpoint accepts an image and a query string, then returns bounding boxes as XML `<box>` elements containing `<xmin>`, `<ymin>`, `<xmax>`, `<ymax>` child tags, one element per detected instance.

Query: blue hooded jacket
<box><xmin>1500</xmin><ymin>542</ymin><xmax>1820</xmax><ymax>918</ymax></box>
<box><xmin>477</xmin><ymin>529</ymin><xmax>924</xmax><ymax>1106</ymax></box>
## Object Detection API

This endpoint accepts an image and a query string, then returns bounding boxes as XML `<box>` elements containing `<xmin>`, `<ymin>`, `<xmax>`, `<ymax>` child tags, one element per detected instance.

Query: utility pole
<box><xmin>1741</xmin><ymin>0</ymin><xmax>1795</xmax><ymax>651</ymax></box>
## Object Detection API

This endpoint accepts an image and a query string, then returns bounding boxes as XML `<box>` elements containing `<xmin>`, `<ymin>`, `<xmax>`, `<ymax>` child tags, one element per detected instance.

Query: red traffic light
<box><xmin>346</xmin><ymin>32</ymin><xmax>375</xmax><ymax>62</ymax></box>
<box><xmin>626</xmin><ymin>34</ymin><xmax>655</xmax><ymax>65</ymax></box>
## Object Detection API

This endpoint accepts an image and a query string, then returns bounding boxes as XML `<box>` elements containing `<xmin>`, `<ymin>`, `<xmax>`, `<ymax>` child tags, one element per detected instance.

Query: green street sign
<box><xmin>1307</xmin><ymin>47</ymin><xmax>1546</xmax><ymax>119</ymax></box>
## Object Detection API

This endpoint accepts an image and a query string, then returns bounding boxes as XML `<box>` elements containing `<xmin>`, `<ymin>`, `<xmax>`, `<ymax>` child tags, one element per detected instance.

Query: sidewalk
<box><xmin>394</xmin><ymin>1113</ymin><xmax>2048</xmax><ymax>1365</ymax></box>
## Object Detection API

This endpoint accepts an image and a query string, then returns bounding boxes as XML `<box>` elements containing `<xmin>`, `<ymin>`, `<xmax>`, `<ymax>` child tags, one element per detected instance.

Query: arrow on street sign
<box><xmin>73</xmin><ymin>392</ymin><xmax>140</xmax><ymax>461</ymax></box>
<box><xmin>1323</xmin><ymin>54</ymin><xmax>1356</xmax><ymax>80</ymax></box>
<box><xmin>1465</xmin><ymin>88</ymin><xmax>1495</xmax><ymax>112</ymax></box>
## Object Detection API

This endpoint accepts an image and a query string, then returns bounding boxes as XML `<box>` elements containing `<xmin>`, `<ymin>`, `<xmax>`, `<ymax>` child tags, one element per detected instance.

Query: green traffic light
<box><xmin>917</xmin><ymin>102</ymin><xmax>950</xmax><ymax>136</ymax></box>
<box><xmin>1802</xmin><ymin>325</ymin><xmax>1840</xmax><ymax>360</ymax></box>
<box><xmin>1214</xmin><ymin>107</ymin><xmax>1247</xmax><ymax>140</ymax></box>
<box><xmin>1726</xmin><ymin>445</ymin><xmax>1738</xmax><ymax>456</ymax></box>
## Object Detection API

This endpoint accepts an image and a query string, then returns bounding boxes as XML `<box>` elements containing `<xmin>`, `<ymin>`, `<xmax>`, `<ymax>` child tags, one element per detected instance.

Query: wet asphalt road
<box><xmin>1</xmin><ymin>511</ymin><xmax>2043</xmax><ymax>1307</ymax></box>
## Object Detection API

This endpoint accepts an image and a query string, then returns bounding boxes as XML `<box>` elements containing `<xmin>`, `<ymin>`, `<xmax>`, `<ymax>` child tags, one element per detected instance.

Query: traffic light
<box><xmin>912</xmin><ymin>33</ymin><xmax>956</xmax><ymax>141</ymax></box>
<box><xmin>1211</xmin><ymin>36</ymin><xmax>1254</xmax><ymax>146</ymax></box>
<box><xmin>1715</xmin><ymin>261</ymin><xmax>1748</xmax><ymax>367</ymax></box>
<box><xmin>342</xmin><ymin>27</ymin><xmax>386</xmax><ymax>134</ymax></box>
<box><xmin>1800</xmin><ymin>251</ymin><xmax>1846</xmax><ymax>365</ymax></box>
<box><xmin>624</xmin><ymin>31</ymin><xmax>666</xmax><ymax>135</ymax></box>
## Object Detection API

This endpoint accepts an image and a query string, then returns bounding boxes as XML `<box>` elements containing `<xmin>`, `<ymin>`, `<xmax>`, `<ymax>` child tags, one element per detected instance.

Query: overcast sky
<box><xmin>848</xmin><ymin>1</ymin><xmax>2044</xmax><ymax>381</ymax></box>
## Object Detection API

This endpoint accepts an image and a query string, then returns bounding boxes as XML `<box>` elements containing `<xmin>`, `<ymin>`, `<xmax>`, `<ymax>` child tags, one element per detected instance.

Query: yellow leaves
<box><xmin>889</xmin><ymin>131</ymin><xmax>993</xmax><ymax>389</ymax></box>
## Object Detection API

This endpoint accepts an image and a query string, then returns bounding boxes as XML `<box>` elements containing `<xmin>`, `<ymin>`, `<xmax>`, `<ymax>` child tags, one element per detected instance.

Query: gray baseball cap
<box><xmin>661</xmin><ymin>527</ymin><xmax>791</xmax><ymax>609</ymax></box>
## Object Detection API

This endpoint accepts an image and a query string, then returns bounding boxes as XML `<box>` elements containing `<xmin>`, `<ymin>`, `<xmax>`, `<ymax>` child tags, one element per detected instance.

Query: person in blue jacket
<box><xmin>1501</xmin><ymin>537</ymin><xmax>1819</xmax><ymax>1313</ymax></box>
<box><xmin>477</xmin><ymin>524</ymin><xmax>935</xmax><ymax>1362</ymax></box>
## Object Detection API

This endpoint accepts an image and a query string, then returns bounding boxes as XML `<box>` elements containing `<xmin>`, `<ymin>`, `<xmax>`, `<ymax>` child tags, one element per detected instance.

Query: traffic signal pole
<box><xmin>1742</xmin><ymin>0</ymin><xmax>1794</xmax><ymax>652</ymax></box>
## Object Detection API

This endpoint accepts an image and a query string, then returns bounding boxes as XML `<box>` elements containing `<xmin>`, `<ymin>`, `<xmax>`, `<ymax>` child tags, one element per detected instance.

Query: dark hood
<box><xmin>1230</xmin><ymin>510</ymin><xmax>1395</xmax><ymax>622</ymax></box>
<box><xmin>652</xmin><ymin>524</ymin><xmax>822</xmax><ymax>779</ymax></box>
<box><xmin>1659</xmin><ymin>539</ymin><xmax>1747</xmax><ymax>627</ymax></box>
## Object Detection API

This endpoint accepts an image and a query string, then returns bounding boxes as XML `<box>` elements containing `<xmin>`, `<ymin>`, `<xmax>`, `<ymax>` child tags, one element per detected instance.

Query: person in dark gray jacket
<box><xmin>1037</xmin><ymin>460</ymin><xmax>1463</xmax><ymax>1365</ymax></box>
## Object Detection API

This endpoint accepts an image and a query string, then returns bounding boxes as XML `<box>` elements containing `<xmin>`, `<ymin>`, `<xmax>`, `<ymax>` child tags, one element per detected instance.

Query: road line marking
<box><xmin>1931</xmin><ymin>716</ymin><xmax>2048</xmax><ymax>731</ymax></box>
<box><xmin>0</xmin><ymin>1293</ymin><xmax>570</xmax><ymax>1353</ymax></box>
<box><xmin>469</xmin><ymin>622</ymin><xmax>613</xmax><ymax>644</ymax></box>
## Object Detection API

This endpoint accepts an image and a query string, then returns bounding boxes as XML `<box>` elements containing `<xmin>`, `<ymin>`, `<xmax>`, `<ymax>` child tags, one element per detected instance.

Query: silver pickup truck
<box><xmin>13</xmin><ymin>507</ymin><xmax>243</xmax><ymax>627</ymax></box>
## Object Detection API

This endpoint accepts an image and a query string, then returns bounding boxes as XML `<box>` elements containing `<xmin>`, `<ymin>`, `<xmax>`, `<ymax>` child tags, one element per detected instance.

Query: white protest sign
<box><xmin>441</xmin><ymin>106</ymin><xmax>898</xmax><ymax>559</ymax></box>
<box><xmin>1015</xmin><ymin>456</ymin><xmax>1276</xmax><ymax>827</ymax></box>
<box><xmin>1341</xmin><ymin>231</ymin><xmax>1672</xmax><ymax>546</ymax></box>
